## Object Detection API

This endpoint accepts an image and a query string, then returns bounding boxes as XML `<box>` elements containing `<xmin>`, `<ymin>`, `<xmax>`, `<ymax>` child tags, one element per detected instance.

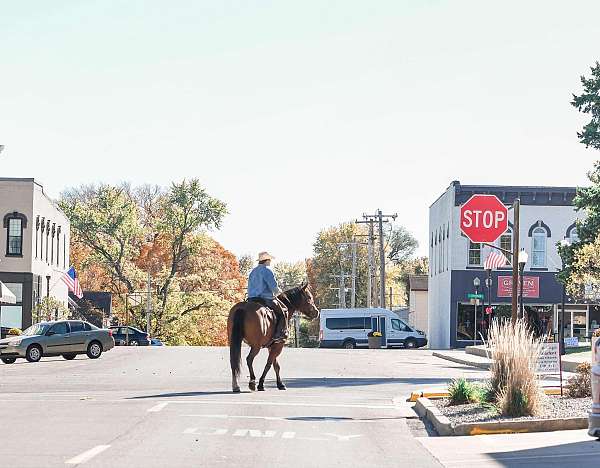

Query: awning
<box><xmin>0</xmin><ymin>282</ymin><xmax>16</xmax><ymax>305</ymax></box>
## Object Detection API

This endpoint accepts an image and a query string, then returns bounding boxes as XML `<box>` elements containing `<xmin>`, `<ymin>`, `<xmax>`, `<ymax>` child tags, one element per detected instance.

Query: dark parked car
<box><xmin>0</xmin><ymin>320</ymin><xmax>114</xmax><ymax>363</ymax></box>
<box><xmin>110</xmin><ymin>326</ymin><xmax>150</xmax><ymax>346</ymax></box>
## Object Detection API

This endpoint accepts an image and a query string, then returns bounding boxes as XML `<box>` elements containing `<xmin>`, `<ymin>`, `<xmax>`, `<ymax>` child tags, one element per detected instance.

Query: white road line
<box><xmin>65</xmin><ymin>445</ymin><xmax>111</xmax><ymax>465</ymax></box>
<box><xmin>147</xmin><ymin>402</ymin><xmax>169</xmax><ymax>412</ymax></box>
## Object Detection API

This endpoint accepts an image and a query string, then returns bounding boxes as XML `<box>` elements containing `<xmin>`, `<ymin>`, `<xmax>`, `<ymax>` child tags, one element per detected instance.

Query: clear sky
<box><xmin>1</xmin><ymin>1</ymin><xmax>599</xmax><ymax>262</ymax></box>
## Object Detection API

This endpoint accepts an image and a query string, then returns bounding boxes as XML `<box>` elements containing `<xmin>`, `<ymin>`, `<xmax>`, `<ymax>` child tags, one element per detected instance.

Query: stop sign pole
<box><xmin>460</xmin><ymin>195</ymin><xmax>520</xmax><ymax>324</ymax></box>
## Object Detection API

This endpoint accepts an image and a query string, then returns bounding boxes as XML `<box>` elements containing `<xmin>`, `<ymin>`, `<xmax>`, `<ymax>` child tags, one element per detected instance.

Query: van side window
<box><xmin>348</xmin><ymin>318</ymin><xmax>368</xmax><ymax>329</ymax></box>
<box><xmin>326</xmin><ymin>317</ymin><xmax>370</xmax><ymax>330</ymax></box>
<box><xmin>326</xmin><ymin>318</ymin><xmax>347</xmax><ymax>330</ymax></box>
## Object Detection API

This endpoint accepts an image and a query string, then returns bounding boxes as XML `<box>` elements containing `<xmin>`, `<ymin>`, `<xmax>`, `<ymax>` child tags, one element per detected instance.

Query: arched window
<box><xmin>532</xmin><ymin>227</ymin><xmax>547</xmax><ymax>268</ymax></box>
<box><xmin>3</xmin><ymin>212</ymin><xmax>27</xmax><ymax>257</ymax></box>
<box><xmin>499</xmin><ymin>228</ymin><xmax>512</xmax><ymax>266</ymax></box>
<box><xmin>566</xmin><ymin>223</ymin><xmax>580</xmax><ymax>244</ymax></box>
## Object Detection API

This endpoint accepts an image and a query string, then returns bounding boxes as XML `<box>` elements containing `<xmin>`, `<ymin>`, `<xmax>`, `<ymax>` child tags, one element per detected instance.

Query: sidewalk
<box><xmin>434</xmin><ymin>346</ymin><xmax>590</xmax><ymax>373</ymax></box>
<box><xmin>417</xmin><ymin>429</ymin><xmax>600</xmax><ymax>467</ymax></box>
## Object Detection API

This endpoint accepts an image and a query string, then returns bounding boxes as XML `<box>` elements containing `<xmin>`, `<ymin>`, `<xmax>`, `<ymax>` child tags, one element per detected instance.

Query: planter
<box><xmin>368</xmin><ymin>336</ymin><xmax>382</xmax><ymax>349</ymax></box>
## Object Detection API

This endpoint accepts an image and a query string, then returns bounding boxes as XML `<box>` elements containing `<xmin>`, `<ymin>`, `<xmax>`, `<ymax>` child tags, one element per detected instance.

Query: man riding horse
<box><xmin>247</xmin><ymin>251</ymin><xmax>289</xmax><ymax>345</ymax></box>
<box><xmin>227</xmin><ymin>254</ymin><xmax>319</xmax><ymax>393</ymax></box>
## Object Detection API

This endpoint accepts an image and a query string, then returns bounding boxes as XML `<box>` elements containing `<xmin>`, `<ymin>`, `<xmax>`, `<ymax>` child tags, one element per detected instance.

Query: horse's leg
<box><xmin>273</xmin><ymin>358</ymin><xmax>286</xmax><ymax>390</ymax></box>
<box><xmin>258</xmin><ymin>343</ymin><xmax>284</xmax><ymax>391</ymax></box>
<box><xmin>246</xmin><ymin>347</ymin><xmax>260</xmax><ymax>391</ymax></box>
<box><xmin>257</xmin><ymin>349</ymin><xmax>276</xmax><ymax>391</ymax></box>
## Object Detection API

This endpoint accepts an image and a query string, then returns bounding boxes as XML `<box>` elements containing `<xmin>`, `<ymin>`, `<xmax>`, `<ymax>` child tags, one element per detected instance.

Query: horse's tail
<box><xmin>229</xmin><ymin>308</ymin><xmax>245</xmax><ymax>378</ymax></box>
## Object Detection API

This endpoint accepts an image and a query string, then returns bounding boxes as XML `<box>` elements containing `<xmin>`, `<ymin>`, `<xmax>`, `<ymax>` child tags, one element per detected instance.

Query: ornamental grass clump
<box><xmin>488</xmin><ymin>319</ymin><xmax>543</xmax><ymax>417</ymax></box>
<box><xmin>448</xmin><ymin>378</ymin><xmax>479</xmax><ymax>405</ymax></box>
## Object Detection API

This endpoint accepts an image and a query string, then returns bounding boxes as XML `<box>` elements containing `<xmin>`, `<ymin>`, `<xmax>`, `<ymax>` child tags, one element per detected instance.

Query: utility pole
<box><xmin>146</xmin><ymin>270</ymin><xmax>151</xmax><ymax>333</ymax></box>
<box><xmin>330</xmin><ymin>274</ymin><xmax>351</xmax><ymax>308</ymax></box>
<box><xmin>359</xmin><ymin>210</ymin><xmax>397</xmax><ymax>309</ymax></box>
<box><xmin>338</xmin><ymin>242</ymin><xmax>358</xmax><ymax>308</ymax></box>
<box><xmin>356</xmin><ymin>218</ymin><xmax>377</xmax><ymax>307</ymax></box>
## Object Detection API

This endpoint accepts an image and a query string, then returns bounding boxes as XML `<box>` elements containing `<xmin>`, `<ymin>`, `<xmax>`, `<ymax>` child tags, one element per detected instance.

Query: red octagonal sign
<box><xmin>460</xmin><ymin>194</ymin><xmax>508</xmax><ymax>243</ymax></box>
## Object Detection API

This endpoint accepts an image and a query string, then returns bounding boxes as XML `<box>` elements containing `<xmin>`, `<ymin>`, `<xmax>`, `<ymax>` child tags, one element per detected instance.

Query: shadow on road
<box><xmin>486</xmin><ymin>440</ymin><xmax>600</xmax><ymax>467</ymax></box>
<box><xmin>281</xmin><ymin>377</ymin><xmax>456</xmax><ymax>388</ymax></box>
<box><xmin>128</xmin><ymin>391</ymin><xmax>250</xmax><ymax>399</ymax></box>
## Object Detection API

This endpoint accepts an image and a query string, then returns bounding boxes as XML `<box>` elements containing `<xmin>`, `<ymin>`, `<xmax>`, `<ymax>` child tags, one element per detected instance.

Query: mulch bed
<box><xmin>434</xmin><ymin>395</ymin><xmax>591</xmax><ymax>425</ymax></box>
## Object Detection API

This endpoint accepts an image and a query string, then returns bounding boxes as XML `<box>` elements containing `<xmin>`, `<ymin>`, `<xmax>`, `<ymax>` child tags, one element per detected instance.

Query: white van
<box><xmin>319</xmin><ymin>308</ymin><xmax>427</xmax><ymax>349</ymax></box>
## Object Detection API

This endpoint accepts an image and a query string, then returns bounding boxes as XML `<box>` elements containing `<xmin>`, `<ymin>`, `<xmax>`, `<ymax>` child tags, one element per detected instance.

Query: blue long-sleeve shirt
<box><xmin>247</xmin><ymin>264</ymin><xmax>280</xmax><ymax>300</ymax></box>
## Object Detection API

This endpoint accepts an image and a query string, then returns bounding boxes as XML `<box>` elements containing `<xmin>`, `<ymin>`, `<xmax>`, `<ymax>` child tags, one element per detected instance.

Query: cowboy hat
<box><xmin>257</xmin><ymin>251</ymin><xmax>275</xmax><ymax>262</ymax></box>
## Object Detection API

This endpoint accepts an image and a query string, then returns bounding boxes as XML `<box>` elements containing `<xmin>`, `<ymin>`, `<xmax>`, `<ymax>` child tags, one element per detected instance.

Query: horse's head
<box><xmin>296</xmin><ymin>282</ymin><xmax>319</xmax><ymax>320</ymax></box>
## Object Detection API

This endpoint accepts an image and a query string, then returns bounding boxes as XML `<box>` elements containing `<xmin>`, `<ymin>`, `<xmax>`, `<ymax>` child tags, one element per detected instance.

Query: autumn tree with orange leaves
<box><xmin>60</xmin><ymin>180</ymin><xmax>244</xmax><ymax>345</ymax></box>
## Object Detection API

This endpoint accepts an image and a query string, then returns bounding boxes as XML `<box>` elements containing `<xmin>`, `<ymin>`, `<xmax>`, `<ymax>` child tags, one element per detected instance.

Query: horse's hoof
<box><xmin>249</xmin><ymin>381</ymin><xmax>256</xmax><ymax>391</ymax></box>
<box><xmin>232</xmin><ymin>387</ymin><xmax>241</xmax><ymax>394</ymax></box>
<box><xmin>257</xmin><ymin>386</ymin><xmax>265</xmax><ymax>392</ymax></box>
<box><xmin>277</xmin><ymin>384</ymin><xmax>287</xmax><ymax>391</ymax></box>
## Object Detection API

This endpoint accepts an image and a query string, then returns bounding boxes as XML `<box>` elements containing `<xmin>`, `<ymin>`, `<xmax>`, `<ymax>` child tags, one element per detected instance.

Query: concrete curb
<box><xmin>432</xmin><ymin>351</ymin><xmax>491</xmax><ymax>370</ymax></box>
<box><xmin>415</xmin><ymin>397</ymin><xmax>588</xmax><ymax>436</ymax></box>
<box><xmin>414</xmin><ymin>397</ymin><xmax>453</xmax><ymax>436</ymax></box>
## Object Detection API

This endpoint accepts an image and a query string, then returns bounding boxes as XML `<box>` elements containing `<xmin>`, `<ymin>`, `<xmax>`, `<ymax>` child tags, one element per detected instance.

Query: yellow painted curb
<box><xmin>469</xmin><ymin>427</ymin><xmax>529</xmax><ymax>436</ymax></box>
<box><xmin>409</xmin><ymin>387</ymin><xmax>561</xmax><ymax>402</ymax></box>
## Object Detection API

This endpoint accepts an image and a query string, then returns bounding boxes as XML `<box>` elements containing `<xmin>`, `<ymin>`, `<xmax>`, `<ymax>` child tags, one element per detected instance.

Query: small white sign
<box><xmin>537</xmin><ymin>342</ymin><xmax>560</xmax><ymax>374</ymax></box>
<box><xmin>564</xmin><ymin>337</ymin><xmax>579</xmax><ymax>348</ymax></box>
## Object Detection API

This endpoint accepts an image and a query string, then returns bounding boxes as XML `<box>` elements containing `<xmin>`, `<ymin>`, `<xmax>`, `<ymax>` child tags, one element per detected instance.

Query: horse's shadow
<box><xmin>128</xmin><ymin>390</ymin><xmax>251</xmax><ymax>399</ymax></box>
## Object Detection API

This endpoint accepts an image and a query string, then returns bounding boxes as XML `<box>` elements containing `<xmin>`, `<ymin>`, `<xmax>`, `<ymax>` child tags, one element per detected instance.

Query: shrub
<box><xmin>7</xmin><ymin>328</ymin><xmax>21</xmax><ymax>336</ymax></box>
<box><xmin>448</xmin><ymin>378</ymin><xmax>479</xmax><ymax>405</ymax></box>
<box><xmin>489</xmin><ymin>319</ymin><xmax>543</xmax><ymax>417</ymax></box>
<box><xmin>565</xmin><ymin>362</ymin><xmax>592</xmax><ymax>398</ymax></box>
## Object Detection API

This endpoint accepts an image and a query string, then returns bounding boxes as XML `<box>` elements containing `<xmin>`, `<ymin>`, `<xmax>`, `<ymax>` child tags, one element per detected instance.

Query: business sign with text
<box><xmin>497</xmin><ymin>276</ymin><xmax>540</xmax><ymax>298</ymax></box>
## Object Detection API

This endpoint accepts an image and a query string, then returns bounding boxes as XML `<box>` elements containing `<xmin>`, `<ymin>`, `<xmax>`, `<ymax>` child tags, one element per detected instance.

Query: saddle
<box><xmin>248</xmin><ymin>297</ymin><xmax>270</xmax><ymax>309</ymax></box>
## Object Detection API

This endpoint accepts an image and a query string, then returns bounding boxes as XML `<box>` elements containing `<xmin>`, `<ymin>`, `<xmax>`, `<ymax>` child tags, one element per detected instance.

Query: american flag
<box><xmin>484</xmin><ymin>251</ymin><xmax>507</xmax><ymax>270</ymax></box>
<box><xmin>61</xmin><ymin>267</ymin><xmax>83</xmax><ymax>298</ymax></box>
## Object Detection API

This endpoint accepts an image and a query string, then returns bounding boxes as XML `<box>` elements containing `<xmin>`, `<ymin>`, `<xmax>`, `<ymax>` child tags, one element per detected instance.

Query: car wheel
<box><xmin>26</xmin><ymin>345</ymin><xmax>43</xmax><ymax>363</ymax></box>
<box><xmin>342</xmin><ymin>340</ymin><xmax>356</xmax><ymax>349</ymax></box>
<box><xmin>404</xmin><ymin>338</ymin><xmax>417</xmax><ymax>349</ymax></box>
<box><xmin>129</xmin><ymin>340</ymin><xmax>139</xmax><ymax>346</ymax></box>
<box><xmin>62</xmin><ymin>354</ymin><xmax>77</xmax><ymax>360</ymax></box>
<box><xmin>87</xmin><ymin>341</ymin><xmax>103</xmax><ymax>359</ymax></box>
<box><xmin>1</xmin><ymin>357</ymin><xmax>16</xmax><ymax>364</ymax></box>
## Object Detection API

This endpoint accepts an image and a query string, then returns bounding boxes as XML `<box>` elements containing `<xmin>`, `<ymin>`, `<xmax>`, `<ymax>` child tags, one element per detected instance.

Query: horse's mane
<box><xmin>278</xmin><ymin>287</ymin><xmax>302</xmax><ymax>310</ymax></box>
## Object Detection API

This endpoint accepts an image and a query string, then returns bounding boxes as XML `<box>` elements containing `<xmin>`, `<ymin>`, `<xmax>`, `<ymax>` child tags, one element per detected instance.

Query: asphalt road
<box><xmin>0</xmin><ymin>346</ymin><xmax>486</xmax><ymax>468</ymax></box>
<box><xmin>2</xmin><ymin>346</ymin><xmax>598</xmax><ymax>468</ymax></box>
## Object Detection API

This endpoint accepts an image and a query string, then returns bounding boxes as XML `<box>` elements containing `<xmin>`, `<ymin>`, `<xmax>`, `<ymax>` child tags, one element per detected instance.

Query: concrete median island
<box><xmin>414</xmin><ymin>396</ymin><xmax>589</xmax><ymax>436</ymax></box>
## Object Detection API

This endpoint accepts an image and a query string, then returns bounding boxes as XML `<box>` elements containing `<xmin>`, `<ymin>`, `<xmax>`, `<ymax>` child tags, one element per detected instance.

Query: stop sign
<box><xmin>460</xmin><ymin>194</ymin><xmax>508</xmax><ymax>243</ymax></box>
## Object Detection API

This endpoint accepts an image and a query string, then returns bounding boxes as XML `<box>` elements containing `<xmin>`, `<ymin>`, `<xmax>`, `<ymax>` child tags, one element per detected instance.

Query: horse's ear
<box><xmin>301</xmin><ymin>281</ymin><xmax>308</xmax><ymax>290</ymax></box>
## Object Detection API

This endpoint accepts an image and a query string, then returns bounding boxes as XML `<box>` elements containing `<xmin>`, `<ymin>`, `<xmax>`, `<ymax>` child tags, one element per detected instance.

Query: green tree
<box><xmin>60</xmin><ymin>179</ymin><xmax>229</xmax><ymax>338</ymax></box>
<box><xmin>394</xmin><ymin>256</ymin><xmax>429</xmax><ymax>305</ymax></box>
<box><xmin>308</xmin><ymin>223</ymin><xmax>369</xmax><ymax>309</ymax></box>
<box><xmin>274</xmin><ymin>261</ymin><xmax>307</xmax><ymax>291</ymax></box>
<box><xmin>559</xmin><ymin>63</ymin><xmax>600</xmax><ymax>293</ymax></box>
<box><xmin>387</xmin><ymin>225</ymin><xmax>418</xmax><ymax>265</ymax></box>
<box><xmin>572</xmin><ymin>62</ymin><xmax>600</xmax><ymax>150</ymax></box>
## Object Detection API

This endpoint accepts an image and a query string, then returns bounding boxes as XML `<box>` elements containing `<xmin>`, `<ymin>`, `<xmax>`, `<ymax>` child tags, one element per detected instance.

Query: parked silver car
<box><xmin>0</xmin><ymin>320</ymin><xmax>115</xmax><ymax>363</ymax></box>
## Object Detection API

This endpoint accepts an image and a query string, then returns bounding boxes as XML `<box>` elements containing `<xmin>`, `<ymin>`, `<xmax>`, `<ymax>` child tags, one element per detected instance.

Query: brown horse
<box><xmin>227</xmin><ymin>283</ymin><xmax>319</xmax><ymax>393</ymax></box>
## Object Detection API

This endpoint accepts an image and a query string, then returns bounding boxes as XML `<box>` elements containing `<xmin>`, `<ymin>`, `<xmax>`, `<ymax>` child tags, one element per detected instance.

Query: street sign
<box><xmin>460</xmin><ymin>194</ymin><xmax>509</xmax><ymax>243</ymax></box>
<box><xmin>467</xmin><ymin>293</ymin><xmax>484</xmax><ymax>299</ymax></box>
